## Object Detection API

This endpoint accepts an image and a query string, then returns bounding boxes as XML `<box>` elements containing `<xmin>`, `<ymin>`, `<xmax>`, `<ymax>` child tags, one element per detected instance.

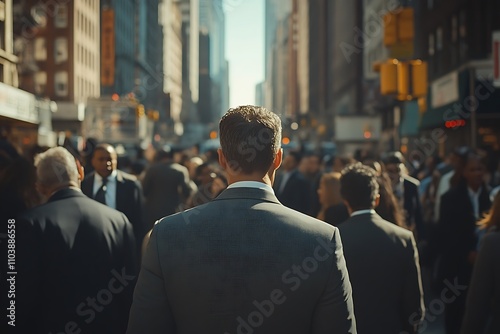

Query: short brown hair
<box><xmin>219</xmin><ymin>106</ymin><xmax>281</xmax><ymax>174</ymax></box>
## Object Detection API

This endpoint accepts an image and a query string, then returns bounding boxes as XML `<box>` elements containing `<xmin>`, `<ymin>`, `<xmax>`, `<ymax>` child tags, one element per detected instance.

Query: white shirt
<box><xmin>350</xmin><ymin>209</ymin><xmax>376</xmax><ymax>217</ymax></box>
<box><xmin>93</xmin><ymin>170</ymin><xmax>117</xmax><ymax>209</ymax></box>
<box><xmin>227</xmin><ymin>181</ymin><xmax>275</xmax><ymax>195</ymax></box>
<box><xmin>467</xmin><ymin>186</ymin><xmax>482</xmax><ymax>220</ymax></box>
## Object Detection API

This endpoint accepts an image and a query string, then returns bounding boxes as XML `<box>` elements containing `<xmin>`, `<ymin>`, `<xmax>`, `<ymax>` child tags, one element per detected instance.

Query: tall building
<box><xmin>416</xmin><ymin>0</ymin><xmax>500</xmax><ymax>152</ymax></box>
<box><xmin>199</xmin><ymin>0</ymin><xmax>228</xmax><ymax>120</ymax></box>
<box><xmin>160</xmin><ymin>0</ymin><xmax>183</xmax><ymax>136</ymax></box>
<box><xmin>100</xmin><ymin>0</ymin><xmax>136</xmax><ymax>98</ymax></box>
<box><xmin>0</xmin><ymin>0</ymin><xmax>56</xmax><ymax>151</ymax></box>
<box><xmin>264</xmin><ymin>0</ymin><xmax>292</xmax><ymax>111</ymax></box>
<box><xmin>15</xmin><ymin>0</ymin><xmax>100</xmax><ymax>140</ymax></box>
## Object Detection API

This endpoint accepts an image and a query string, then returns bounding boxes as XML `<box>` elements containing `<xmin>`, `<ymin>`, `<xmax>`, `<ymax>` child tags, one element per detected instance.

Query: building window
<box><xmin>54</xmin><ymin>38</ymin><xmax>68</xmax><ymax>64</ymax></box>
<box><xmin>34</xmin><ymin>71</ymin><xmax>47</xmax><ymax>95</ymax></box>
<box><xmin>451</xmin><ymin>15</ymin><xmax>458</xmax><ymax>43</ymax></box>
<box><xmin>436</xmin><ymin>27</ymin><xmax>443</xmax><ymax>51</ymax></box>
<box><xmin>428</xmin><ymin>33</ymin><xmax>435</xmax><ymax>56</ymax></box>
<box><xmin>55</xmin><ymin>5</ymin><xmax>67</xmax><ymax>28</ymax></box>
<box><xmin>55</xmin><ymin>71</ymin><xmax>68</xmax><ymax>96</ymax></box>
<box><xmin>34</xmin><ymin>37</ymin><xmax>47</xmax><ymax>60</ymax></box>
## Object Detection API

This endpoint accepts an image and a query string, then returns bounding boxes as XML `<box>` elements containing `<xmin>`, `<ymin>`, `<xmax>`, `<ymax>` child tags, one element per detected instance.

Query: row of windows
<box><xmin>76</xmin><ymin>10</ymin><xmax>98</xmax><ymax>41</ymax></box>
<box><xmin>34</xmin><ymin>37</ymin><xmax>68</xmax><ymax>64</ymax></box>
<box><xmin>34</xmin><ymin>71</ymin><xmax>68</xmax><ymax>97</ymax></box>
<box><xmin>76</xmin><ymin>43</ymin><xmax>97</xmax><ymax>70</ymax></box>
<box><xmin>427</xmin><ymin>11</ymin><xmax>466</xmax><ymax>56</ymax></box>
<box><xmin>77</xmin><ymin>76</ymin><xmax>97</xmax><ymax>99</ymax></box>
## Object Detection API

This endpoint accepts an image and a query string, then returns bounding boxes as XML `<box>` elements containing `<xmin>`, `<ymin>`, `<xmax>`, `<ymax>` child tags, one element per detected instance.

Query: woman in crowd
<box><xmin>316</xmin><ymin>172</ymin><xmax>349</xmax><ymax>226</ymax></box>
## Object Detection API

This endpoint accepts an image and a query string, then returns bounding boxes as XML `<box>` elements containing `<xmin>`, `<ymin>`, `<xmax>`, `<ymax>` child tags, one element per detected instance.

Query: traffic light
<box><xmin>383</xmin><ymin>12</ymin><xmax>397</xmax><ymax>46</ymax></box>
<box><xmin>397</xmin><ymin>61</ymin><xmax>410</xmax><ymax>100</ymax></box>
<box><xmin>380</xmin><ymin>59</ymin><xmax>398</xmax><ymax>95</ymax></box>
<box><xmin>410</xmin><ymin>60</ymin><xmax>428</xmax><ymax>97</ymax></box>
<box><xmin>383</xmin><ymin>7</ymin><xmax>414</xmax><ymax>46</ymax></box>
<box><xmin>398</xmin><ymin>8</ymin><xmax>414</xmax><ymax>42</ymax></box>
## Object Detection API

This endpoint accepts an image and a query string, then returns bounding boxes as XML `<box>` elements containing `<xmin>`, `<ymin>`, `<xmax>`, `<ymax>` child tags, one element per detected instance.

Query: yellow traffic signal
<box><xmin>411</xmin><ymin>60</ymin><xmax>428</xmax><ymax>97</ymax></box>
<box><xmin>380</xmin><ymin>59</ymin><xmax>398</xmax><ymax>95</ymax></box>
<box><xmin>383</xmin><ymin>12</ymin><xmax>397</xmax><ymax>46</ymax></box>
<box><xmin>398</xmin><ymin>8</ymin><xmax>414</xmax><ymax>42</ymax></box>
<box><xmin>135</xmin><ymin>104</ymin><xmax>145</xmax><ymax>118</ymax></box>
<box><xmin>397</xmin><ymin>61</ymin><xmax>410</xmax><ymax>100</ymax></box>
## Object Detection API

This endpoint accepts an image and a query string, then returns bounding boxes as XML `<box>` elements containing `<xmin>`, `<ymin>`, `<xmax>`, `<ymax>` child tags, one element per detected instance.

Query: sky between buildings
<box><xmin>225</xmin><ymin>0</ymin><xmax>265</xmax><ymax>107</ymax></box>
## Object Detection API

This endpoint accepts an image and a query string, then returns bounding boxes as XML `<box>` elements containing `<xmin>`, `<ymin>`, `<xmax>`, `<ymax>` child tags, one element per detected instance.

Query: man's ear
<box><xmin>217</xmin><ymin>148</ymin><xmax>227</xmax><ymax>170</ymax></box>
<box><xmin>273</xmin><ymin>148</ymin><xmax>283</xmax><ymax>170</ymax></box>
<box><xmin>75</xmin><ymin>159</ymin><xmax>84</xmax><ymax>181</ymax></box>
<box><xmin>374</xmin><ymin>194</ymin><xmax>381</xmax><ymax>208</ymax></box>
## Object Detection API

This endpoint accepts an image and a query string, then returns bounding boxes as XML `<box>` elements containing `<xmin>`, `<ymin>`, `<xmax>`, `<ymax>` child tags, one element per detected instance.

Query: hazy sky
<box><xmin>225</xmin><ymin>0</ymin><xmax>265</xmax><ymax>107</ymax></box>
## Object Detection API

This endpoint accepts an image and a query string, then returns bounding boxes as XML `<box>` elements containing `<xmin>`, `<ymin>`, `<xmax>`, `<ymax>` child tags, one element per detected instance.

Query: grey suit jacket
<box><xmin>127</xmin><ymin>187</ymin><xmax>356</xmax><ymax>333</ymax></box>
<box><xmin>461</xmin><ymin>231</ymin><xmax>500</xmax><ymax>334</ymax></box>
<box><xmin>338</xmin><ymin>213</ymin><xmax>425</xmax><ymax>334</ymax></box>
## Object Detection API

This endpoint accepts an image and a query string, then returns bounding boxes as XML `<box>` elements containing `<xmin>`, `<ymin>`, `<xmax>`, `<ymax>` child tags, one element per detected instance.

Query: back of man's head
<box><xmin>340</xmin><ymin>162</ymin><xmax>379</xmax><ymax>211</ymax></box>
<box><xmin>35</xmin><ymin>147</ymin><xmax>79</xmax><ymax>189</ymax></box>
<box><xmin>219</xmin><ymin>105</ymin><xmax>281</xmax><ymax>174</ymax></box>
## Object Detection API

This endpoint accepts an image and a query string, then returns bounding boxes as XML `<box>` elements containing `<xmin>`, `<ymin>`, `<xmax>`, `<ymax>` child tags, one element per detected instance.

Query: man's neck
<box><xmin>228</xmin><ymin>173</ymin><xmax>273</xmax><ymax>188</ymax></box>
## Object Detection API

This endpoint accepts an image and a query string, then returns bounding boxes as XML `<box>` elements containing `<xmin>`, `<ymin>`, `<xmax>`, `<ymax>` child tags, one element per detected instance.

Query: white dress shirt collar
<box><xmin>227</xmin><ymin>181</ymin><xmax>275</xmax><ymax>195</ymax></box>
<box><xmin>350</xmin><ymin>209</ymin><xmax>376</xmax><ymax>217</ymax></box>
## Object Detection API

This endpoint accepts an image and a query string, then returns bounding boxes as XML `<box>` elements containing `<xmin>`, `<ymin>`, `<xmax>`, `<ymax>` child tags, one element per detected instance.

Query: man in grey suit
<box><xmin>127</xmin><ymin>105</ymin><xmax>356</xmax><ymax>333</ymax></box>
<box><xmin>338</xmin><ymin>163</ymin><xmax>425</xmax><ymax>334</ymax></box>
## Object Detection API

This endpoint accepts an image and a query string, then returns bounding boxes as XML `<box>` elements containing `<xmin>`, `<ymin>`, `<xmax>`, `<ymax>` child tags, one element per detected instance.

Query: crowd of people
<box><xmin>1</xmin><ymin>105</ymin><xmax>499</xmax><ymax>333</ymax></box>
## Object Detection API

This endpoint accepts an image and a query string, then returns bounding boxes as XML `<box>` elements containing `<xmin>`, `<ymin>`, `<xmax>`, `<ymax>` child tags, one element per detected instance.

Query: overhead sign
<box><xmin>101</xmin><ymin>9</ymin><xmax>115</xmax><ymax>86</ymax></box>
<box><xmin>431</xmin><ymin>71</ymin><xmax>459</xmax><ymax>108</ymax></box>
<box><xmin>493</xmin><ymin>31</ymin><xmax>500</xmax><ymax>87</ymax></box>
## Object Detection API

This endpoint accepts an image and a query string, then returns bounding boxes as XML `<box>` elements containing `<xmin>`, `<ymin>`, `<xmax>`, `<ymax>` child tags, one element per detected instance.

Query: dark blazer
<box><xmin>141</xmin><ymin>161</ymin><xmax>194</xmax><ymax>230</ymax></box>
<box><xmin>324</xmin><ymin>203</ymin><xmax>350</xmax><ymax>226</ymax></box>
<box><xmin>403</xmin><ymin>176</ymin><xmax>425</xmax><ymax>239</ymax></box>
<box><xmin>127</xmin><ymin>187</ymin><xmax>356</xmax><ymax>334</ymax></box>
<box><xmin>436</xmin><ymin>182</ymin><xmax>491</xmax><ymax>285</ymax></box>
<box><xmin>82</xmin><ymin>170</ymin><xmax>144</xmax><ymax>248</ymax></box>
<box><xmin>338</xmin><ymin>212</ymin><xmax>425</xmax><ymax>334</ymax></box>
<box><xmin>461</xmin><ymin>231</ymin><xmax>500</xmax><ymax>334</ymax></box>
<box><xmin>274</xmin><ymin>170</ymin><xmax>310</xmax><ymax>213</ymax></box>
<box><xmin>16</xmin><ymin>188</ymin><xmax>138</xmax><ymax>334</ymax></box>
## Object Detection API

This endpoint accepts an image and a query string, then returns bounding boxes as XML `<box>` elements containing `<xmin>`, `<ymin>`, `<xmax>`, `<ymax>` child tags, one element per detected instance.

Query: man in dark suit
<box><xmin>437</xmin><ymin>150</ymin><xmax>491</xmax><ymax>334</ymax></box>
<box><xmin>273</xmin><ymin>150</ymin><xmax>310</xmax><ymax>213</ymax></box>
<box><xmin>384</xmin><ymin>152</ymin><xmax>425</xmax><ymax>240</ymax></box>
<box><xmin>127</xmin><ymin>106</ymin><xmax>356</xmax><ymax>333</ymax></box>
<box><xmin>81</xmin><ymin>143</ymin><xmax>145</xmax><ymax>250</ymax></box>
<box><xmin>16</xmin><ymin>147</ymin><xmax>138</xmax><ymax>334</ymax></box>
<box><xmin>338</xmin><ymin>163</ymin><xmax>425</xmax><ymax>334</ymax></box>
<box><xmin>141</xmin><ymin>148</ymin><xmax>195</xmax><ymax>230</ymax></box>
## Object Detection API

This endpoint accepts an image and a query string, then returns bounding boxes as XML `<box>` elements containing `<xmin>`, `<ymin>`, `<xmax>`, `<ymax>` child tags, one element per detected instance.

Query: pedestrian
<box><xmin>338</xmin><ymin>163</ymin><xmax>425</xmax><ymax>333</ymax></box>
<box><xmin>81</xmin><ymin>143</ymin><xmax>145</xmax><ymax>252</ymax></box>
<box><xmin>17</xmin><ymin>147</ymin><xmax>138</xmax><ymax>334</ymax></box>
<box><xmin>127</xmin><ymin>105</ymin><xmax>356</xmax><ymax>333</ymax></box>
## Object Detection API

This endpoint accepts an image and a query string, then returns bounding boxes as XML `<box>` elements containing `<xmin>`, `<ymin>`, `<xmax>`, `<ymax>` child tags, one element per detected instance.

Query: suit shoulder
<box><xmin>404</xmin><ymin>175</ymin><xmax>420</xmax><ymax>187</ymax></box>
<box><xmin>118</xmin><ymin>170</ymin><xmax>138</xmax><ymax>181</ymax></box>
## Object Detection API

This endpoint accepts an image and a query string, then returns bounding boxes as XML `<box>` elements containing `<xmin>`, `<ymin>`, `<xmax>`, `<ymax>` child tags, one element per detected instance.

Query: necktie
<box><xmin>94</xmin><ymin>177</ymin><xmax>108</xmax><ymax>205</ymax></box>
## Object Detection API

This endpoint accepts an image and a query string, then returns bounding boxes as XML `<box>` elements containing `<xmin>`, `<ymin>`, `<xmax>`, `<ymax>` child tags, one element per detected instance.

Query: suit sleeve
<box><xmin>400</xmin><ymin>233</ymin><xmax>425</xmax><ymax>333</ymax></box>
<box><xmin>310</xmin><ymin>228</ymin><xmax>356</xmax><ymax>334</ymax></box>
<box><xmin>127</xmin><ymin>224</ymin><xmax>176</xmax><ymax>334</ymax></box>
<box><xmin>460</xmin><ymin>234</ymin><xmax>496</xmax><ymax>334</ymax></box>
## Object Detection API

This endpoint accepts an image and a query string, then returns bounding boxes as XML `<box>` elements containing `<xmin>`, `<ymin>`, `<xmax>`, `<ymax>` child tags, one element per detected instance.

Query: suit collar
<box><xmin>214</xmin><ymin>187</ymin><xmax>281</xmax><ymax>205</ymax></box>
<box><xmin>48</xmin><ymin>187</ymin><xmax>86</xmax><ymax>203</ymax></box>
